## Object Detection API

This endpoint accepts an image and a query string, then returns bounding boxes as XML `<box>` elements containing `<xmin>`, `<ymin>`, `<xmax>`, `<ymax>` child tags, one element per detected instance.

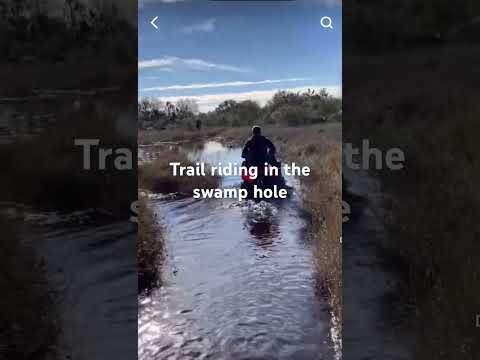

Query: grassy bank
<box><xmin>272</xmin><ymin>126</ymin><xmax>342</xmax><ymax>324</ymax></box>
<box><xmin>346</xmin><ymin>45</ymin><xmax>480</xmax><ymax>357</ymax></box>
<box><xmin>138</xmin><ymin>148</ymin><xmax>220</xmax><ymax>292</ymax></box>
<box><xmin>138</xmin><ymin>197</ymin><xmax>164</xmax><ymax>293</ymax></box>
<box><xmin>139</xmin><ymin>150</ymin><xmax>220</xmax><ymax>195</ymax></box>
<box><xmin>0</xmin><ymin>216</ymin><xmax>59</xmax><ymax>359</ymax></box>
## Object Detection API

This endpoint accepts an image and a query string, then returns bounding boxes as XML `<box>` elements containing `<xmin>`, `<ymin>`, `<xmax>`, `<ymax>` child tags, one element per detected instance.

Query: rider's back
<box><xmin>244</xmin><ymin>135</ymin><xmax>273</xmax><ymax>166</ymax></box>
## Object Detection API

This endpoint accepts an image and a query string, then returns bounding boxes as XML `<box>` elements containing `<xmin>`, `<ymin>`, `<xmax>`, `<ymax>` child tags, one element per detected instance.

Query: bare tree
<box><xmin>176</xmin><ymin>98</ymin><xmax>199</xmax><ymax>115</ymax></box>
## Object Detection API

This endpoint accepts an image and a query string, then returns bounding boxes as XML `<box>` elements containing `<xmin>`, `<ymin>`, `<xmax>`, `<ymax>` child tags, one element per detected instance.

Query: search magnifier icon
<box><xmin>320</xmin><ymin>16</ymin><xmax>333</xmax><ymax>29</ymax></box>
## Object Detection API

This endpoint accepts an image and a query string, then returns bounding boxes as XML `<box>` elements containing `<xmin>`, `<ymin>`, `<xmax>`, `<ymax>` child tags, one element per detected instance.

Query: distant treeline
<box><xmin>138</xmin><ymin>89</ymin><xmax>342</xmax><ymax>130</ymax></box>
<box><xmin>0</xmin><ymin>0</ymin><xmax>135</xmax><ymax>62</ymax></box>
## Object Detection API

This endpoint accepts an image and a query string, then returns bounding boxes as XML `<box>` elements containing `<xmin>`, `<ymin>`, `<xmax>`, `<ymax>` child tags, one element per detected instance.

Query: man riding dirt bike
<box><xmin>242</xmin><ymin>126</ymin><xmax>276</xmax><ymax>166</ymax></box>
<box><xmin>241</xmin><ymin>126</ymin><xmax>287</xmax><ymax>197</ymax></box>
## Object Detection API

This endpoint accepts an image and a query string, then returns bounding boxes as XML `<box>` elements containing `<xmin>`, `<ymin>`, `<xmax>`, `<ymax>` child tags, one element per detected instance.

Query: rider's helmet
<box><xmin>252</xmin><ymin>126</ymin><xmax>261</xmax><ymax>136</ymax></box>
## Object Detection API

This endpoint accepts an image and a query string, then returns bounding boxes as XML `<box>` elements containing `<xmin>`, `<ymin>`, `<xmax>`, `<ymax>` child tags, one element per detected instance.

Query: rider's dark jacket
<box><xmin>241</xmin><ymin>134</ymin><xmax>276</xmax><ymax>166</ymax></box>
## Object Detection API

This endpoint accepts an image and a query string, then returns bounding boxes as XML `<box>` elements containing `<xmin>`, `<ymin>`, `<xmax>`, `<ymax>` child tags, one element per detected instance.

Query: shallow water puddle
<box><xmin>138</xmin><ymin>142</ymin><xmax>337</xmax><ymax>360</ymax></box>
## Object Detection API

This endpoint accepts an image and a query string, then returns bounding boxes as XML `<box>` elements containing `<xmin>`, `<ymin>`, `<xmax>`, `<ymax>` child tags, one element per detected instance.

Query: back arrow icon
<box><xmin>151</xmin><ymin>16</ymin><xmax>159</xmax><ymax>29</ymax></box>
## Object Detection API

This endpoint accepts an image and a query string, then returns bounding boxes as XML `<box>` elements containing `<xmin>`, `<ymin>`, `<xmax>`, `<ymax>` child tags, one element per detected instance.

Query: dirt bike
<box><xmin>240</xmin><ymin>157</ymin><xmax>289</xmax><ymax>199</ymax></box>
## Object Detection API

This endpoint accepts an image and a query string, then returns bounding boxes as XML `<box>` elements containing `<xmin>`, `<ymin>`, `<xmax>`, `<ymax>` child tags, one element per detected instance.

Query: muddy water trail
<box><xmin>139</xmin><ymin>142</ymin><xmax>337</xmax><ymax>360</ymax></box>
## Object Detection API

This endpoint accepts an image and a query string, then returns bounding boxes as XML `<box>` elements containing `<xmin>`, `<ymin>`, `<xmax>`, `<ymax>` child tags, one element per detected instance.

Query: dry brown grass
<box><xmin>139</xmin><ymin>150</ymin><xmax>220</xmax><ymax>195</ymax></box>
<box><xmin>346</xmin><ymin>45</ymin><xmax>480</xmax><ymax>358</ymax></box>
<box><xmin>137</xmin><ymin>197</ymin><xmax>164</xmax><ymax>293</ymax></box>
<box><xmin>0</xmin><ymin>216</ymin><xmax>59</xmax><ymax>359</ymax></box>
<box><xmin>278</xmin><ymin>126</ymin><xmax>342</xmax><ymax>324</ymax></box>
<box><xmin>218</xmin><ymin>123</ymin><xmax>341</xmax><ymax>148</ymax></box>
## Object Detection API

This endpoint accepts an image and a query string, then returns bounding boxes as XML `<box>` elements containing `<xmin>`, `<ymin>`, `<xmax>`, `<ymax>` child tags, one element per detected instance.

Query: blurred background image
<box><xmin>0</xmin><ymin>1</ymin><xmax>138</xmax><ymax>359</ymax></box>
<box><xmin>343</xmin><ymin>0</ymin><xmax>480</xmax><ymax>359</ymax></box>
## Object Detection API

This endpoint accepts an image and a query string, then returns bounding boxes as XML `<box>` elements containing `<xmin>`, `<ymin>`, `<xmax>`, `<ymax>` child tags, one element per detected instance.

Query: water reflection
<box><xmin>247</xmin><ymin>218</ymin><xmax>278</xmax><ymax>243</ymax></box>
<box><xmin>243</xmin><ymin>204</ymin><xmax>280</xmax><ymax>250</ymax></box>
<box><xmin>138</xmin><ymin>141</ymin><xmax>337</xmax><ymax>360</ymax></box>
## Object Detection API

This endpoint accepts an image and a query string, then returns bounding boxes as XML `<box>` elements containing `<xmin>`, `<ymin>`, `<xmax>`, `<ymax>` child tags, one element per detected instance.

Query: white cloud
<box><xmin>139</xmin><ymin>58</ymin><xmax>175</xmax><ymax>69</ymax></box>
<box><xmin>140</xmin><ymin>78</ymin><xmax>309</xmax><ymax>92</ymax></box>
<box><xmin>150</xmin><ymin>85</ymin><xmax>342</xmax><ymax>112</ymax></box>
<box><xmin>138</xmin><ymin>56</ymin><xmax>250</xmax><ymax>73</ymax></box>
<box><xmin>182</xmin><ymin>18</ymin><xmax>216</xmax><ymax>34</ymax></box>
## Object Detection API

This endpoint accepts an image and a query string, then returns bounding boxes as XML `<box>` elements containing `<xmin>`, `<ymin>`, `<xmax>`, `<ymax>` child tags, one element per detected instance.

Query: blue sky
<box><xmin>139</xmin><ymin>0</ymin><xmax>342</xmax><ymax>112</ymax></box>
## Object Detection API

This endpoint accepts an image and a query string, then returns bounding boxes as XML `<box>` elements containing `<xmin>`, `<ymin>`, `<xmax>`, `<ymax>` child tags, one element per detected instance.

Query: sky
<box><xmin>139</xmin><ymin>0</ymin><xmax>342</xmax><ymax>112</ymax></box>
